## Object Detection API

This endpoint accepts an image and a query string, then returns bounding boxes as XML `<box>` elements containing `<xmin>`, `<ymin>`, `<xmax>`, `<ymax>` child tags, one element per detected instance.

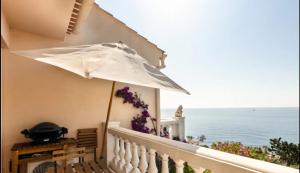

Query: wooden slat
<box><xmin>77</xmin><ymin>128</ymin><xmax>97</xmax><ymax>160</ymax></box>
<box><xmin>18</xmin><ymin>155</ymin><xmax>52</xmax><ymax>164</ymax></box>
<box><xmin>53</xmin><ymin>150</ymin><xmax>66</xmax><ymax>155</ymax></box>
<box><xmin>75</xmin><ymin>0</ymin><xmax>83</xmax><ymax>3</ymax></box>
<box><xmin>71</xmin><ymin>13</ymin><xmax>79</xmax><ymax>18</ymax></box>
<box><xmin>89</xmin><ymin>161</ymin><xmax>103</xmax><ymax>173</ymax></box>
<box><xmin>78</xmin><ymin>128</ymin><xmax>97</xmax><ymax>133</ymax></box>
<box><xmin>77</xmin><ymin>141</ymin><xmax>96</xmax><ymax>145</ymax></box>
<box><xmin>78</xmin><ymin>132</ymin><xmax>97</xmax><ymax>135</ymax></box>
<box><xmin>74</xmin><ymin>2</ymin><xmax>82</xmax><ymax>7</ymax></box>
<box><xmin>69</xmin><ymin>21</ymin><xmax>76</xmax><ymax>25</ymax></box>
<box><xmin>77</xmin><ymin>144</ymin><xmax>97</xmax><ymax>148</ymax></box>
<box><xmin>77</xmin><ymin>135</ymin><xmax>96</xmax><ymax>138</ymax></box>
<box><xmin>77</xmin><ymin>137</ymin><xmax>97</xmax><ymax>142</ymax></box>
<box><xmin>82</xmin><ymin>162</ymin><xmax>93</xmax><ymax>173</ymax></box>
<box><xmin>74</xmin><ymin>163</ymin><xmax>84</xmax><ymax>173</ymax></box>
<box><xmin>66</xmin><ymin>164</ymin><xmax>74</xmax><ymax>173</ymax></box>
<box><xmin>96</xmin><ymin>160</ymin><xmax>110</xmax><ymax>173</ymax></box>
<box><xmin>72</xmin><ymin>9</ymin><xmax>80</xmax><ymax>14</ymax></box>
<box><xmin>47</xmin><ymin>167</ymin><xmax>55</xmax><ymax>173</ymax></box>
<box><xmin>50</xmin><ymin>166</ymin><xmax>64</xmax><ymax>173</ymax></box>
<box><xmin>70</xmin><ymin>17</ymin><xmax>78</xmax><ymax>23</ymax></box>
<box><xmin>66</xmin><ymin>153</ymin><xmax>85</xmax><ymax>160</ymax></box>
<box><xmin>77</xmin><ymin>136</ymin><xmax>96</xmax><ymax>140</ymax></box>
<box><xmin>74</xmin><ymin>3</ymin><xmax>81</xmax><ymax>9</ymax></box>
<box><xmin>52</xmin><ymin>155</ymin><xmax>67</xmax><ymax>161</ymax></box>
<box><xmin>67</xmin><ymin>147</ymin><xmax>85</xmax><ymax>153</ymax></box>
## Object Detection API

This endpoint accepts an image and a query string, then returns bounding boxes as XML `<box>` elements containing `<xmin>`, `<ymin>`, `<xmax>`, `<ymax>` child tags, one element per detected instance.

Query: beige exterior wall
<box><xmin>1</xmin><ymin>9</ymin><xmax>10</xmax><ymax>47</ymax></box>
<box><xmin>1</xmin><ymin>4</ymin><xmax>163</xmax><ymax>171</ymax></box>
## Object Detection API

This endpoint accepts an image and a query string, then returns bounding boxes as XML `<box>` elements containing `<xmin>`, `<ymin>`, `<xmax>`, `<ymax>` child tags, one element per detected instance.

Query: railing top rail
<box><xmin>108</xmin><ymin>126</ymin><xmax>298</xmax><ymax>173</ymax></box>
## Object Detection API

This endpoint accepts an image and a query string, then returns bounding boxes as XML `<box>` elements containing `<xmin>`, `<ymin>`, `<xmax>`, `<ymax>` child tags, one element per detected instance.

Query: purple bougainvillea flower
<box><xmin>142</xmin><ymin>110</ymin><xmax>150</xmax><ymax>117</ymax></box>
<box><xmin>117</xmin><ymin>86</ymin><xmax>155</xmax><ymax>134</ymax></box>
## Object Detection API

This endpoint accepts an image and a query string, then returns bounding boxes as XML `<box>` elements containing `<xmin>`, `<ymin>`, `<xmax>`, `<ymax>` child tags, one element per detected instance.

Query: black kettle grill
<box><xmin>21</xmin><ymin>122</ymin><xmax>68</xmax><ymax>143</ymax></box>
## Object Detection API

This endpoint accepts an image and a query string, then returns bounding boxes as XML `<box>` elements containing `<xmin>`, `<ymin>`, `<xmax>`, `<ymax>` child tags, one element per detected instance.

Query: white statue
<box><xmin>175</xmin><ymin>105</ymin><xmax>183</xmax><ymax>118</ymax></box>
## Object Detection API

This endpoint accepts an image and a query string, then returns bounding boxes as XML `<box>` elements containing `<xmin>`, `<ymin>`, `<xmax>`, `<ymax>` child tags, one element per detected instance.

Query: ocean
<box><xmin>161</xmin><ymin>107</ymin><xmax>299</xmax><ymax>147</ymax></box>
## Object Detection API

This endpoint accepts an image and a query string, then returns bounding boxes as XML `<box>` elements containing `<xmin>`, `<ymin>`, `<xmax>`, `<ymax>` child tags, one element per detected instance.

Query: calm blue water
<box><xmin>161</xmin><ymin>107</ymin><xmax>299</xmax><ymax>147</ymax></box>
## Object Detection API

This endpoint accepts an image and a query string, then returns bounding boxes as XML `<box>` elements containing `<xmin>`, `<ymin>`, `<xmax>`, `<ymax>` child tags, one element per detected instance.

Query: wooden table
<box><xmin>11</xmin><ymin>138</ymin><xmax>77</xmax><ymax>173</ymax></box>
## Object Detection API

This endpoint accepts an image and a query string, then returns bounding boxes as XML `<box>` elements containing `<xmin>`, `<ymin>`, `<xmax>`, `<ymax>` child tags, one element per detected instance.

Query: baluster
<box><xmin>124</xmin><ymin>140</ymin><xmax>133</xmax><ymax>173</ymax></box>
<box><xmin>131</xmin><ymin>143</ymin><xmax>141</xmax><ymax>173</ymax></box>
<box><xmin>175</xmin><ymin>159</ymin><xmax>184</xmax><ymax>173</ymax></box>
<box><xmin>161</xmin><ymin>154</ymin><xmax>169</xmax><ymax>173</ymax></box>
<box><xmin>147</xmin><ymin>149</ymin><xmax>158</xmax><ymax>173</ymax></box>
<box><xmin>139</xmin><ymin>145</ymin><xmax>148</xmax><ymax>173</ymax></box>
<box><xmin>111</xmin><ymin>136</ymin><xmax>120</xmax><ymax>171</ymax></box>
<box><xmin>190</xmin><ymin>165</ymin><xmax>206</xmax><ymax>173</ymax></box>
<box><xmin>117</xmin><ymin>138</ymin><xmax>126</xmax><ymax>172</ymax></box>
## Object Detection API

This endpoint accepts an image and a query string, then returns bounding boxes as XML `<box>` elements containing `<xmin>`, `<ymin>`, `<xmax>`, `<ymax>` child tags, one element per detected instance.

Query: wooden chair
<box><xmin>77</xmin><ymin>128</ymin><xmax>97</xmax><ymax>161</ymax></box>
<box><xmin>51</xmin><ymin>147</ymin><xmax>86</xmax><ymax>173</ymax></box>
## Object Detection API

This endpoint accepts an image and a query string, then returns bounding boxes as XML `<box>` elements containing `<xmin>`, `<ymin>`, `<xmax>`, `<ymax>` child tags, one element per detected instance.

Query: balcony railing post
<box><xmin>175</xmin><ymin>159</ymin><xmax>184</xmax><ymax>173</ymax></box>
<box><xmin>131</xmin><ymin>142</ymin><xmax>141</xmax><ymax>173</ymax></box>
<box><xmin>124</xmin><ymin>140</ymin><xmax>133</xmax><ymax>173</ymax></box>
<box><xmin>117</xmin><ymin>138</ymin><xmax>126</xmax><ymax>172</ymax></box>
<box><xmin>110</xmin><ymin>135</ymin><xmax>120</xmax><ymax>171</ymax></box>
<box><xmin>139</xmin><ymin>145</ymin><xmax>148</xmax><ymax>173</ymax></box>
<box><xmin>190</xmin><ymin>165</ymin><xmax>206</xmax><ymax>173</ymax></box>
<box><xmin>161</xmin><ymin>154</ymin><xmax>169</xmax><ymax>173</ymax></box>
<box><xmin>148</xmin><ymin>149</ymin><xmax>158</xmax><ymax>173</ymax></box>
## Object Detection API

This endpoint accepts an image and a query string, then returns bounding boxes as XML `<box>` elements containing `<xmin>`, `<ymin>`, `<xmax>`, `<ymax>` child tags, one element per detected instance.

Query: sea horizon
<box><xmin>161</xmin><ymin>107</ymin><xmax>299</xmax><ymax>147</ymax></box>
<box><xmin>162</xmin><ymin>106</ymin><xmax>299</xmax><ymax>109</ymax></box>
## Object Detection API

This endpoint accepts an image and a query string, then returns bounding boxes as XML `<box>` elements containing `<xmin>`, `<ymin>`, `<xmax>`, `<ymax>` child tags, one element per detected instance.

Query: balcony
<box><xmin>105</xmin><ymin>122</ymin><xmax>298</xmax><ymax>173</ymax></box>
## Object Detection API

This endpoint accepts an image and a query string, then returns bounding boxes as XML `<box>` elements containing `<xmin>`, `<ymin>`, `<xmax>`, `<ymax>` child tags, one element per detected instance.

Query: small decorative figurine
<box><xmin>175</xmin><ymin>105</ymin><xmax>183</xmax><ymax>118</ymax></box>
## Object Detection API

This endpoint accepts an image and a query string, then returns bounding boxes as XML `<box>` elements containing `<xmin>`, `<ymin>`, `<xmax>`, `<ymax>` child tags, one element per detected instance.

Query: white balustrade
<box><xmin>131</xmin><ymin>143</ymin><xmax>141</xmax><ymax>173</ymax></box>
<box><xmin>124</xmin><ymin>140</ymin><xmax>133</xmax><ymax>173</ymax></box>
<box><xmin>110</xmin><ymin>135</ymin><xmax>120</xmax><ymax>170</ymax></box>
<box><xmin>190</xmin><ymin>165</ymin><xmax>206</xmax><ymax>173</ymax></box>
<box><xmin>117</xmin><ymin>138</ymin><xmax>126</xmax><ymax>172</ymax></box>
<box><xmin>106</xmin><ymin>122</ymin><xmax>298</xmax><ymax>173</ymax></box>
<box><xmin>175</xmin><ymin>159</ymin><xmax>184</xmax><ymax>173</ymax></box>
<box><xmin>161</xmin><ymin>154</ymin><xmax>169</xmax><ymax>173</ymax></box>
<box><xmin>161</xmin><ymin>117</ymin><xmax>185</xmax><ymax>141</ymax></box>
<box><xmin>138</xmin><ymin>145</ymin><xmax>148</xmax><ymax>173</ymax></box>
<box><xmin>148</xmin><ymin>149</ymin><xmax>158</xmax><ymax>173</ymax></box>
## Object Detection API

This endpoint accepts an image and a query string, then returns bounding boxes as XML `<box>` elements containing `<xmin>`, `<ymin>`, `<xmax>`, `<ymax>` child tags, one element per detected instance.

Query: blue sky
<box><xmin>96</xmin><ymin>0</ymin><xmax>299</xmax><ymax>108</ymax></box>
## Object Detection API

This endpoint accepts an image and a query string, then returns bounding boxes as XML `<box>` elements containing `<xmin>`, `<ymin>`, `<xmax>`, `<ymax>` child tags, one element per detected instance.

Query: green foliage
<box><xmin>268</xmin><ymin>137</ymin><xmax>300</xmax><ymax>166</ymax></box>
<box><xmin>183</xmin><ymin>162</ymin><xmax>194</xmax><ymax>173</ymax></box>
<box><xmin>211</xmin><ymin>141</ymin><xmax>250</xmax><ymax>157</ymax></box>
<box><xmin>198</xmin><ymin>135</ymin><xmax>206</xmax><ymax>143</ymax></box>
<box><xmin>156</xmin><ymin>138</ymin><xmax>299</xmax><ymax>173</ymax></box>
<box><xmin>186</xmin><ymin>136</ymin><xmax>194</xmax><ymax>140</ymax></box>
<box><xmin>203</xmin><ymin>169</ymin><xmax>211</xmax><ymax>173</ymax></box>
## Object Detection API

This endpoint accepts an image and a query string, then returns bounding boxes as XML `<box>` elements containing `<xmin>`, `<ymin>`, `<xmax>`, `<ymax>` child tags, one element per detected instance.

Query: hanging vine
<box><xmin>115</xmin><ymin>87</ymin><xmax>157</xmax><ymax>134</ymax></box>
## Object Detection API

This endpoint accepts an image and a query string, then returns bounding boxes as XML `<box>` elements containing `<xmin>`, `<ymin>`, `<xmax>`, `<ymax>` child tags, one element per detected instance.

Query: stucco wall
<box><xmin>1</xmin><ymin>9</ymin><xmax>10</xmax><ymax>47</ymax></box>
<box><xmin>2</xmin><ymin>29</ymin><xmax>158</xmax><ymax>173</ymax></box>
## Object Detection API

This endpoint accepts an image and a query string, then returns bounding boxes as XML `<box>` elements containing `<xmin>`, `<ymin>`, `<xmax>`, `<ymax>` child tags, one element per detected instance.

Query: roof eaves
<box><xmin>94</xmin><ymin>3</ymin><xmax>165</xmax><ymax>54</ymax></box>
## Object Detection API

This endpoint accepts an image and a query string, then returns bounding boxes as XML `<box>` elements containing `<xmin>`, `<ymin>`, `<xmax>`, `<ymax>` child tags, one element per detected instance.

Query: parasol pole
<box><xmin>100</xmin><ymin>81</ymin><xmax>116</xmax><ymax>159</ymax></box>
